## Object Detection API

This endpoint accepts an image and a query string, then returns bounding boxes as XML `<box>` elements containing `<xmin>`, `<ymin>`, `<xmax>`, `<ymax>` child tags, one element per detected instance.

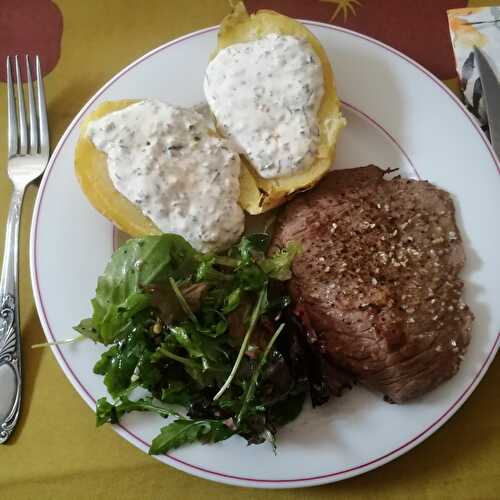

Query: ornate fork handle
<box><xmin>0</xmin><ymin>188</ymin><xmax>24</xmax><ymax>444</ymax></box>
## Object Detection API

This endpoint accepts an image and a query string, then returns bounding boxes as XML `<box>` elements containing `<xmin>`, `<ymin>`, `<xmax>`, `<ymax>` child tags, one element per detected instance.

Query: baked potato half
<box><xmin>75</xmin><ymin>99</ymin><xmax>161</xmax><ymax>237</ymax></box>
<box><xmin>211</xmin><ymin>2</ymin><xmax>346</xmax><ymax>214</ymax></box>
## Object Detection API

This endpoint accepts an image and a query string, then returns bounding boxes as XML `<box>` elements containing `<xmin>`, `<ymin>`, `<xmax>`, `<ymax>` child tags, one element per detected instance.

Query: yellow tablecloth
<box><xmin>0</xmin><ymin>1</ymin><xmax>499</xmax><ymax>498</ymax></box>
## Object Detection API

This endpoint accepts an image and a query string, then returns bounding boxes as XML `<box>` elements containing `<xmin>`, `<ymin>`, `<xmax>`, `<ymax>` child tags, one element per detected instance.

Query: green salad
<box><xmin>75</xmin><ymin>232</ymin><xmax>330</xmax><ymax>454</ymax></box>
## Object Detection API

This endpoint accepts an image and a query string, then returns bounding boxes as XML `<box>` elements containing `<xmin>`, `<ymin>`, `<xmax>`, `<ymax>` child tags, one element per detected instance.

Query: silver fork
<box><xmin>0</xmin><ymin>55</ymin><xmax>49</xmax><ymax>443</ymax></box>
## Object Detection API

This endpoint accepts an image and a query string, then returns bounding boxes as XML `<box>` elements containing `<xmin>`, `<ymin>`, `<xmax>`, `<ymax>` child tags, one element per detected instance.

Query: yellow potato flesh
<box><xmin>74</xmin><ymin>100</ymin><xmax>161</xmax><ymax>237</ymax></box>
<box><xmin>212</xmin><ymin>2</ymin><xmax>346</xmax><ymax>214</ymax></box>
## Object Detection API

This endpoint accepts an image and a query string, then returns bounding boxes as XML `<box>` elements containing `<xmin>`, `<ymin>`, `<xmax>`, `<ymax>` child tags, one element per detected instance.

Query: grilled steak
<box><xmin>272</xmin><ymin>166</ymin><xmax>473</xmax><ymax>403</ymax></box>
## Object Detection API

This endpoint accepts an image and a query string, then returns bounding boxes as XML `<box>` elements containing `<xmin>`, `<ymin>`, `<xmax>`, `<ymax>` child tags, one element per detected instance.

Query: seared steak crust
<box><xmin>272</xmin><ymin>166</ymin><xmax>473</xmax><ymax>403</ymax></box>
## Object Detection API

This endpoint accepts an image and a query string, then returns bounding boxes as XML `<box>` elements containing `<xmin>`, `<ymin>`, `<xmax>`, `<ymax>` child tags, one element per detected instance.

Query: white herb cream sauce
<box><xmin>204</xmin><ymin>34</ymin><xmax>324</xmax><ymax>179</ymax></box>
<box><xmin>87</xmin><ymin>99</ymin><xmax>244</xmax><ymax>252</ymax></box>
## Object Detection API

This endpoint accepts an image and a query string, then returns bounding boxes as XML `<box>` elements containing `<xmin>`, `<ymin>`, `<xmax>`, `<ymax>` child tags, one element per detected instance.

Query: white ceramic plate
<box><xmin>30</xmin><ymin>23</ymin><xmax>500</xmax><ymax>488</ymax></box>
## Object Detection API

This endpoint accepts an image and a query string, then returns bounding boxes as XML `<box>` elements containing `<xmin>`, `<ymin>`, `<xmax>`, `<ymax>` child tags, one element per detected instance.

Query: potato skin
<box><xmin>213</xmin><ymin>2</ymin><xmax>346</xmax><ymax>214</ymax></box>
<box><xmin>75</xmin><ymin>99</ymin><xmax>161</xmax><ymax>237</ymax></box>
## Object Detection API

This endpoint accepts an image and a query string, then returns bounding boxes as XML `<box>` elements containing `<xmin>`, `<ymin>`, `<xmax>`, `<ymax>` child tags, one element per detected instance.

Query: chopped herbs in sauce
<box><xmin>87</xmin><ymin>100</ymin><xmax>244</xmax><ymax>252</ymax></box>
<box><xmin>204</xmin><ymin>34</ymin><xmax>324</xmax><ymax>179</ymax></box>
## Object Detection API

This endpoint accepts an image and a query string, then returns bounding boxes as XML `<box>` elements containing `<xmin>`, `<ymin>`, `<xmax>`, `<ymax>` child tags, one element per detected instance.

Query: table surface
<box><xmin>0</xmin><ymin>1</ymin><xmax>499</xmax><ymax>498</ymax></box>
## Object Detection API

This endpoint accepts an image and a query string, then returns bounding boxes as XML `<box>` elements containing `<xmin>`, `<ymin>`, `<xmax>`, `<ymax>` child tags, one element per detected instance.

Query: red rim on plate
<box><xmin>30</xmin><ymin>22</ymin><xmax>500</xmax><ymax>487</ymax></box>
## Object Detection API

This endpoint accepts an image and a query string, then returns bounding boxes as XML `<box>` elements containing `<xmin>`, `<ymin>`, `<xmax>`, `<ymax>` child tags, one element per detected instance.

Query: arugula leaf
<box><xmin>236</xmin><ymin>262</ymin><xmax>268</xmax><ymax>291</ymax></box>
<box><xmin>259</xmin><ymin>242</ymin><xmax>302</xmax><ymax>281</ymax></box>
<box><xmin>96</xmin><ymin>398</ymin><xmax>116</xmax><ymax>426</ymax></box>
<box><xmin>222</xmin><ymin>236</ymin><xmax>299</xmax><ymax>293</ymax></box>
<box><xmin>223</xmin><ymin>288</ymin><xmax>241</xmax><ymax>314</ymax></box>
<box><xmin>101</xmin><ymin>343</ymin><xmax>140</xmax><ymax>398</ymax></box>
<box><xmin>75</xmin><ymin>235</ymin><xmax>198</xmax><ymax>345</ymax></box>
<box><xmin>93</xmin><ymin>346</ymin><xmax>119</xmax><ymax>375</ymax></box>
<box><xmin>198</xmin><ymin>307</ymin><xmax>229</xmax><ymax>338</ymax></box>
<box><xmin>169</xmin><ymin>326</ymin><xmax>204</xmax><ymax>358</ymax></box>
<box><xmin>160</xmin><ymin>381</ymin><xmax>193</xmax><ymax>406</ymax></box>
<box><xmin>149</xmin><ymin>418</ymin><xmax>233</xmax><ymax>454</ymax></box>
<box><xmin>154</xmin><ymin>345</ymin><xmax>203</xmax><ymax>371</ymax></box>
<box><xmin>136</xmin><ymin>350</ymin><xmax>163</xmax><ymax>388</ymax></box>
<box><xmin>267</xmin><ymin>392</ymin><xmax>306</xmax><ymax>428</ymax></box>
<box><xmin>237</xmin><ymin>233</ymin><xmax>270</xmax><ymax>264</ymax></box>
<box><xmin>96</xmin><ymin>396</ymin><xmax>179</xmax><ymax>426</ymax></box>
<box><xmin>237</xmin><ymin>323</ymin><xmax>285</xmax><ymax>425</ymax></box>
<box><xmin>93</xmin><ymin>320</ymin><xmax>155</xmax><ymax>398</ymax></box>
<box><xmin>199</xmin><ymin>333</ymin><xmax>229</xmax><ymax>363</ymax></box>
<box><xmin>238</xmin><ymin>392</ymin><xmax>306</xmax><ymax>452</ymax></box>
<box><xmin>73</xmin><ymin>318</ymin><xmax>100</xmax><ymax>342</ymax></box>
<box><xmin>196</xmin><ymin>257</ymin><xmax>232</xmax><ymax>284</ymax></box>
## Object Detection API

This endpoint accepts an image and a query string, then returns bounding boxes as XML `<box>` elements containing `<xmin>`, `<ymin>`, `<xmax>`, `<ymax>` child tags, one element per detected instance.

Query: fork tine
<box><xmin>6</xmin><ymin>57</ymin><xmax>18</xmax><ymax>157</ymax></box>
<box><xmin>14</xmin><ymin>55</ymin><xmax>28</xmax><ymax>155</ymax></box>
<box><xmin>35</xmin><ymin>55</ymin><xmax>49</xmax><ymax>156</ymax></box>
<box><xmin>26</xmin><ymin>55</ymin><xmax>38</xmax><ymax>154</ymax></box>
